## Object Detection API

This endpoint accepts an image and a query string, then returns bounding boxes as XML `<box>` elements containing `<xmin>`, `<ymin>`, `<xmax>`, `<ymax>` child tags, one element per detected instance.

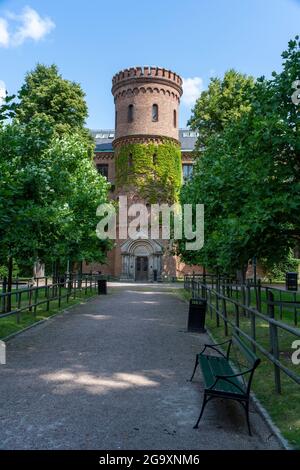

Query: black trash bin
<box><xmin>98</xmin><ymin>279</ymin><xmax>107</xmax><ymax>295</ymax></box>
<box><xmin>59</xmin><ymin>275</ymin><xmax>65</xmax><ymax>288</ymax></box>
<box><xmin>286</xmin><ymin>272</ymin><xmax>298</xmax><ymax>291</ymax></box>
<box><xmin>188</xmin><ymin>298</ymin><xmax>207</xmax><ymax>333</ymax></box>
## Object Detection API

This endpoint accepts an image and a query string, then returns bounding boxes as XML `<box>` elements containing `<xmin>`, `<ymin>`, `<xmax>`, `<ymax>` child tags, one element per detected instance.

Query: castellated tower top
<box><xmin>112</xmin><ymin>66</ymin><xmax>183</xmax><ymax>143</ymax></box>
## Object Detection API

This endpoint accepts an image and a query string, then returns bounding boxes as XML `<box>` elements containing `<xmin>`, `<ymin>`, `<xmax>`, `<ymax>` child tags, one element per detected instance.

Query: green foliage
<box><xmin>179</xmin><ymin>37</ymin><xmax>300</xmax><ymax>274</ymax></box>
<box><xmin>189</xmin><ymin>69</ymin><xmax>254</xmax><ymax>149</ymax></box>
<box><xmin>262</xmin><ymin>251</ymin><xmax>300</xmax><ymax>281</ymax></box>
<box><xmin>116</xmin><ymin>140</ymin><xmax>182</xmax><ymax>203</ymax></box>
<box><xmin>0</xmin><ymin>261</ymin><xmax>19</xmax><ymax>279</ymax></box>
<box><xmin>0</xmin><ymin>93</ymin><xmax>16</xmax><ymax>123</ymax></box>
<box><xmin>15</xmin><ymin>64</ymin><xmax>89</xmax><ymax>134</ymax></box>
<box><xmin>0</xmin><ymin>63</ymin><xmax>111</xmax><ymax>276</ymax></box>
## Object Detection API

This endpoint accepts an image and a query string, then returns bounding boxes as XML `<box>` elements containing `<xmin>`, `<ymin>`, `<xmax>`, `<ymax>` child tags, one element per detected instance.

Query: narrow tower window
<box><xmin>128</xmin><ymin>104</ymin><xmax>134</xmax><ymax>123</ymax></box>
<box><xmin>115</xmin><ymin>110</ymin><xmax>118</xmax><ymax>130</ymax></box>
<box><xmin>128</xmin><ymin>153</ymin><xmax>133</xmax><ymax>169</ymax></box>
<box><xmin>173</xmin><ymin>109</ymin><xmax>177</xmax><ymax>128</ymax></box>
<box><xmin>153</xmin><ymin>153</ymin><xmax>157</xmax><ymax>165</ymax></box>
<box><xmin>152</xmin><ymin>104</ymin><xmax>158</xmax><ymax>122</ymax></box>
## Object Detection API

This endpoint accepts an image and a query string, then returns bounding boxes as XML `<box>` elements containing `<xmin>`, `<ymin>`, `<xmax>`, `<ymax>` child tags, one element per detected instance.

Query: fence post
<box><xmin>46</xmin><ymin>286</ymin><xmax>50</xmax><ymax>311</ymax></box>
<box><xmin>267</xmin><ymin>291</ymin><xmax>281</xmax><ymax>394</ymax></box>
<box><xmin>222</xmin><ymin>297</ymin><xmax>228</xmax><ymax>336</ymax></box>
<box><xmin>234</xmin><ymin>302</ymin><xmax>240</xmax><ymax>334</ymax></box>
<box><xmin>1</xmin><ymin>277</ymin><xmax>7</xmax><ymax>313</ymax></box>
<box><xmin>16</xmin><ymin>291</ymin><xmax>21</xmax><ymax>324</ymax></box>
<box><xmin>257</xmin><ymin>279</ymin><xmax>262</xmax><ymax>312</ymax></box>
<box><xmin>241</xmin><ymin>284</ymin><xmax>246</xmax><ymax>316</ymax></box>
<box><xmin>28</xmin><ymin>288</ymin><xmax>33</xmax><ymax>313</ymax></box>
<box><xmin>209</xmin><ymin>289</ymin><xmax>213</xmax><ymax>319</ymax></box>
<box><xmin>215</xmin><ymin>283</ymin><xmax>220</xmax><ymax>327</ymax></box>
<box><xmin>33</xmin><ymin>288</ymin><xmax>38</xmax><ymax>318</ymax></box>
<box><xmin>58</xmin><ymin>283</ymin><xmax>62</xmax><ymax>308</ymax></box>
<box><xmin>246</xmin><ymin>279</ymin><xmax>251</xmax><ymax>310</ymax></box>
<box><xmin>250</xmin><ymin>310</ymin><xmax>256</xmax><ymax>354</ymax></box>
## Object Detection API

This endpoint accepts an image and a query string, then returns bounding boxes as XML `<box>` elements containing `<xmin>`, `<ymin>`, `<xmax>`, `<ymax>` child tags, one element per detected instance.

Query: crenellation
<box><xmin>112</xmin><ymin>66</ymin><xmax>182</xmax><ymax>90</ymax></box>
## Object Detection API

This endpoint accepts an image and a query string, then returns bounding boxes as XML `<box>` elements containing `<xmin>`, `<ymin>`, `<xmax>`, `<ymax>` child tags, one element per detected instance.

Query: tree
<box><xmin>188</xmin><ymin>69</ymin><xmax>254</xmax><ymax>149</ymax></box>
<box><xmin>0</xmin><ymin>64</ymin><xmax>110</xmax><ymax>306</ymax></box>
<box><xmin>179</xmin><ymin>37</ymin><xmax>300</xmax><ymax>276</ymax></box>
<box><xmin>15</xmin><ymin>64</ymin><xmax>89</xmax><ymax>135</ymax></box>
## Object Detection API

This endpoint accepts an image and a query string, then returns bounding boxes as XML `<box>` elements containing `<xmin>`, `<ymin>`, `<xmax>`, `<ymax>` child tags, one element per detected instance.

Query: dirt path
<box><xmin>0</xmin><ymin>284</ymin><xmax>281</xmax><ymax>449</ymax></box>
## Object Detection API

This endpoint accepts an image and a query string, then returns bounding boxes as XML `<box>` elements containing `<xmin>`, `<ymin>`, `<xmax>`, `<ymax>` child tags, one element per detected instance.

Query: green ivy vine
<box><xmin>115</xmin><ymin>140</ymin><xmax>182</xmax><ymax>203</ymax></box>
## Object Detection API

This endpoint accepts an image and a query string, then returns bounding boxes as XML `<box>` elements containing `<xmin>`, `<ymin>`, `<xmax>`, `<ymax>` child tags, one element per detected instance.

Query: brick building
<box><xmin>86</xmin><ymin>66</ymin><xmax>202</xmax><ymax>281</ymax></box>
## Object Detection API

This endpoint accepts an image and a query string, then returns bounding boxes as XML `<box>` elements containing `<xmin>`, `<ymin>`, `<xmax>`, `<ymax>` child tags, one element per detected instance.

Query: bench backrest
<box><xmin>232</xmin><ymin>333</ymin><xmax>261</xmax><ymax>395</ymax></box>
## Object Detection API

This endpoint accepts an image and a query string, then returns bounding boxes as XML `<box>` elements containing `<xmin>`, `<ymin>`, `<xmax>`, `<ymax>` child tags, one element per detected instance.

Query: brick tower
<box><xmin>110</xmin><ymin>66</ymin><xmax>183</xmax><ymax>281</ymax></box>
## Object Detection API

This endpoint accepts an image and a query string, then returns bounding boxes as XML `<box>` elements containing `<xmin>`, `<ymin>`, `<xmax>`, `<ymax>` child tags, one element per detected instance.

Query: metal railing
<box><xmin>0</xmin><ymin>274</ymin><xmax>100</xmax><ymax>324</ymax></box>
<box><xmin>184</xmin><ymin>274</ymin><xmax>300</xmax><ymax>394</ymax></box>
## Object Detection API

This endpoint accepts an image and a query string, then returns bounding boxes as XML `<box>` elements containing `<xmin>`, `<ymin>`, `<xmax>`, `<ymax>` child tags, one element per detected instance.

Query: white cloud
<box><xmin>0</xmin><ymin>18</ymin><xmax>9</xmax><ymax>47</ymax></box>
<box><xmin>182</xmin><ymin>77</ymin><xmax>203</xmax><ymax>106</ymax></box>
<box><xmin>0</xmin><ymin>80</ymin><xmax>6</xmax><ymax>104</ymax></box>
<box><xmin>12</xmin><ymin>6</ymin><xmax>55</xmax><ymax>46</ymax></box>
<box><xmin>0</xmin><ymin>6</ymin><xmax>55</xmax><ymax>48</ymax></box>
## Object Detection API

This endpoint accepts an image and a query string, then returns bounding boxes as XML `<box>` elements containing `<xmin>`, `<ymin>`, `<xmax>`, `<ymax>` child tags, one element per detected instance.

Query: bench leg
<box><xmin>241</xmin><ymin>400</ymin><xmax>252</xmax><ymax>436</ymax></box>
<box><xmin>193</xmin><ymin>393</ymin><xmax>208</xmax><ymax>429</ymax></box>
<box><xmin>190</xmin><ymin>355</ymin><xmax>199</xmax><ymax>382</ymax></box>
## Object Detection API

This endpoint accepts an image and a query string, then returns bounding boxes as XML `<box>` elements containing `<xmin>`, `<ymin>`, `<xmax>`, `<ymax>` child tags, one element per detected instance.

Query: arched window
<box><xmin>173</xmin><ymin>109</ymin><xmax>177</xmax><ymax>128</ymax></box>
<box><xmin>128</xmin><ymin>104</ymin><xmax>134</xmax><ymax>123</ymax></box>
<box><xmin>152</xmin><ymin>104</ymin><xmax>158</xmax><ymax>122</ymax></box>
<box><xmin>128</xmin><ymin>153</ymin><xmax>133</xmax><ymax>169</ymax></box>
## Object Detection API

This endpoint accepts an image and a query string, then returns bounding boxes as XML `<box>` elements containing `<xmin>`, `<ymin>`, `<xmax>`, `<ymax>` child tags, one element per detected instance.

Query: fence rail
<box><xmin>184</xmin><ymin>274</ymin><xmax>300</xmax><ymax>393</ymax></box>
<box><xmin>0</xmin><ymin>274</ymin><xmax>101</xmax><ymax>324</ymax></box>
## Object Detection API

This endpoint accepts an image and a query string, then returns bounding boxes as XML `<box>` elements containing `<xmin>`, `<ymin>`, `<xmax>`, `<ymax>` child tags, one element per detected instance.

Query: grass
<box><xmin>177</xmin><ymin>287</ymin><xmax>300</xmax><ymax>449</ymax></box>
<box><xmin>0</xmin><ymin>286</ymin><xmax>98</xmax><ymax>339</ymax></box>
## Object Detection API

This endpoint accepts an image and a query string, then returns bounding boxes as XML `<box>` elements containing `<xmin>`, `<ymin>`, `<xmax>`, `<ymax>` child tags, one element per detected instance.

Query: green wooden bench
<box><xmin>190</xmin><ymin>333</ymin><xmax>261</xmax><ymax>435</ymax></box>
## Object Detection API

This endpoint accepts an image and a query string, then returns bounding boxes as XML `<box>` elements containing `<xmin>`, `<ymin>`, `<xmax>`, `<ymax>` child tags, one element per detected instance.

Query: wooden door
<box><xmin>135</xmin><ymin>257</ymin><xmax>149</xmax><ymax>281</ymax></box>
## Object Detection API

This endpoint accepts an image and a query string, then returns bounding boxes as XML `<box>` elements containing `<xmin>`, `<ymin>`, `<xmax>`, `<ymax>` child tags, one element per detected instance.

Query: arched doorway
<box><xmin>120</xmin><ymin>239</ymin><xmax>163</xmax><ymax>281</ymax></box>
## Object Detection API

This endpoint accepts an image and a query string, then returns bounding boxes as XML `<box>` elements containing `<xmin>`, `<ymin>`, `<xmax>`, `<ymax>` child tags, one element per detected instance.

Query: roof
<box><xmin>90</xmin><ymin>128</ymin><xmax>198</xmax><ymax>152</ymax></box>
<box><xmin>179</xmin><ymin>129</ymin><xmax>198</xmax><ymax>151</ymax></box>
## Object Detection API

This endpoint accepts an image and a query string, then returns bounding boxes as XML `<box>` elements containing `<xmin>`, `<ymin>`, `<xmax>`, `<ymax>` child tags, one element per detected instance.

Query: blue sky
<box><xmin>0</xmin><ymin>0</ymin><xmax>299</xmax><ymax>129</ymax></box>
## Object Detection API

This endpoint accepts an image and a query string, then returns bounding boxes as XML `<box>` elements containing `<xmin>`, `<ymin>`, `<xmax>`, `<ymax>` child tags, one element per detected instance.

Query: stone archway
<box><xmin>120</xmin><ymin>239</ymin><xmax>163</xmax><ymax>281</ymax></box>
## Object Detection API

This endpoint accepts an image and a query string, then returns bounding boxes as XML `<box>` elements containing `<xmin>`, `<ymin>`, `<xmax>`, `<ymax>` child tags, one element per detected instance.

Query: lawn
<box><xmin>177</xmin><ymin>287</ymin><xmax>300</xmax><ymax>449</ymax></box>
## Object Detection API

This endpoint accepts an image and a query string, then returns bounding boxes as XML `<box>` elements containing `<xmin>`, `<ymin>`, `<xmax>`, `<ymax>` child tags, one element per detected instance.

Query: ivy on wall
<box><xmin>115</xmin><ymin>140</ymin><xmax>182</xmax><ymax>203</ymax></box>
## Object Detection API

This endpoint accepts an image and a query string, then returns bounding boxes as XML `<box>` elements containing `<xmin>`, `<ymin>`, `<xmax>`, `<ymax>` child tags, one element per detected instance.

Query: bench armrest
<box><xmin>216</xmin><ymin>368</ymin><xmax>254</xmax><ymax>380</ymax></box>
<box><xmin>209</xmin><ymin>372</ymin><xmax>250</xmax><ymax>395</ymax></box>
<box><xmin>209</xmin><ymin>368</ymin><xmax>256</xmax><ymax>396</ymax></box>
<box><xmin>199</xmin><ymin>339</ymin><xmax>232</xmax><ymax>359</ymax></box>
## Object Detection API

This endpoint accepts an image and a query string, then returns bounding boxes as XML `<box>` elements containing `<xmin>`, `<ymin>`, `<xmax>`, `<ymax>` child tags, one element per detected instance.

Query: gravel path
<box><xmin>0</xmin><ymin>283</ymin><xmax>281</xmax><ymax>449</ymax></box>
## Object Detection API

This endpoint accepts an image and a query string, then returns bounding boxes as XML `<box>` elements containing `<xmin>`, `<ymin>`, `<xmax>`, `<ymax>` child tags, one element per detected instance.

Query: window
<box><xmin>173</xmin><ymin>110</ymin><xmax>177</xmax><ymax>128</ymax></box>
<box><xmin>115</xmin><ymin>111</ymin><xmax>118</xmax><ymax>130</ymax></box>
<box><xmin>128</xmin><ymin>153</ymin><xmax>133</xmax><ymax>169</ymax></box>
<box><xmin>153</xmin><ymin>153</ymin><xmax>157</xmax><ymax>165</ymax></box>
<box><xmin>96</xmin><ymin>164</ymin><xmax>109</xmax><ymax>179</ymax></box>
<box><xmin>152</xmin><ymin>104</ymin><xmax>158</xmax><ymax>122</ymax></box>
<box><xmin>128</xmin><ymin>104</ymin><xmax>134</xmax><ymax>123</ymax></box>
<box><xmin>182</xmin><ymin>164</ymin><xmax>193</xmax><ymax>181</ymax></box>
